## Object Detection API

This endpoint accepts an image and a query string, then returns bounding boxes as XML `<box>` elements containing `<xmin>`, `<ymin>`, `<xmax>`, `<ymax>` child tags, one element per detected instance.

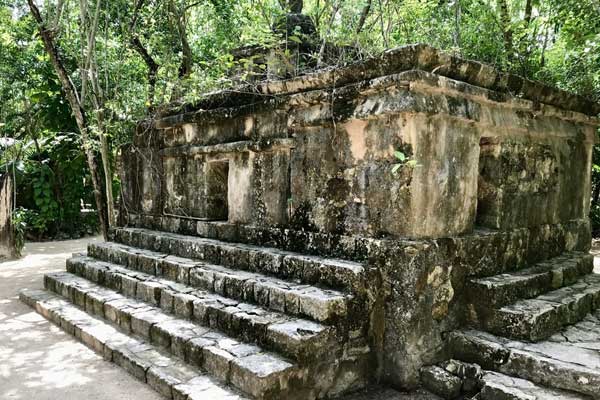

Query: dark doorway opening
<box><xmin>206</xmin><ymin>160</ymin><xmax>229</xmax><ymax>220</ymax></box>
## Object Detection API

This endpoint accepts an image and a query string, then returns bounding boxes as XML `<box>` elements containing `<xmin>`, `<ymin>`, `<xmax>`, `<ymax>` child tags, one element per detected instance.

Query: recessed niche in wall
<box><xmin>205</xmin><ymin>160</ymin><xmax>229</xmax><ymax>220</ymax></box>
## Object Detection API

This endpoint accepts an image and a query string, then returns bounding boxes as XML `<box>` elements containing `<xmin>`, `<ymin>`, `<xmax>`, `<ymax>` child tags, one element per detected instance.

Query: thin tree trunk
<box><xmin>131</xmin><ymin>36</ymin><xmax>159</xmax><ymax>109</ymax></box>
<box><xmin>27</xmin><ymin>0</ymin><xmax>109</xmax><ymax>239</ymax></box>
<box><xmin>169</xmin><ymin>0</ymin><xmax>192</xmax><ymax>80</ymax></box>
<box><xmin>314</xmin><ymin>0</ymin><xmax>322</xmax><ymax>31</ymax></box>
<box><xmin>317</xmin><ymin>0</ymin><xmax>340</xmax><ymax>67</ymax></box>
<box><xmin>497</xmin><ymin>0</ymin><xmax>513</xmax><ymax>62</ymax></box>
<box><xmin>540</xmin><ymin>24</ymin><xmax>549</xmax><ymax>68</ymax></box>
<box><xmin>89</xmin><ymin>75</ymin><xmax>114</xmax><ymax>227</ymax></box>
<box><xmin>168</xmin><ymin>0</ymin><xmax>192</xmax><ymax>102</ymax></box>
<box><xmin>524</xmin><ymin>0</ymin><xmax>533</xmax><ymax>27</ymax></box>
<box><xmin>130</xmin><ymin>0</ymin><xmax>159</xmax><ymax>110</ymax></box>
<box><xmin>453</xmin><ymin>0</ymin><xmax>461</xmax><ymax>52</ymax></box>
<box><xmin>83</xmin><ymin>0</ymin><xmax>115</xmax><ymax>228</ymax></box>
<box><xmin>80</xmin><ymin>0</ymin><xmax>101</xmax><ymax>103</ymax></box>
<box><xmin>377</xmin><ymin>0</ymin><xmax>389</xmax><ymax>48</ymax></box>
<box><xmin>356</xmin><ymin>0</ymin><xmax>372</xmax><ymax>34</ymax></box>
<box><xmin>96</xmin><ymin>114</ymin><xmax>114</xmax><ymax>226</ymax></box>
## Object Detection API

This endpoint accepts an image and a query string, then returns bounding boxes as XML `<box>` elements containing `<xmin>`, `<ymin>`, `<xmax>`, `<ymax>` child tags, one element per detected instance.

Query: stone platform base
<box><xmin>19</xmin><ymin>226</ymin><xmax>374</xmax><ymax>400</ymax></box>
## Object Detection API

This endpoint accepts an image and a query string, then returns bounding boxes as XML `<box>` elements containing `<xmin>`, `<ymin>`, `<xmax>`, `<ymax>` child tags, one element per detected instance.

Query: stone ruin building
<box><xmin>21</xmin><ymin>43</ymin><xmax>600</xmax><ymax>400</ymax></box>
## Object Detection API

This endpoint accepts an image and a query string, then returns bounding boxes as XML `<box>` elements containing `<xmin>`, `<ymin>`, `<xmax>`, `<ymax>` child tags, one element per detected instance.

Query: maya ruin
<box><xmin>19</xmin><ymin>42</ymin><xmax>600</xmax><ymax>400</ymax></box>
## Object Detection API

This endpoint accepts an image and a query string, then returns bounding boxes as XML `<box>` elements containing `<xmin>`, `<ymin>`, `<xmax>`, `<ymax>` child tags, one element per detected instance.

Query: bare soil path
<box><xmin>0</xmin><ymin>236</ymin><xmax>162</xmax><ymax>400</ymax></box>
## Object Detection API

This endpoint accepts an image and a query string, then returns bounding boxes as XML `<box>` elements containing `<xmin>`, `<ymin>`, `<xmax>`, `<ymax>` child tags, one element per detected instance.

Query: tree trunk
<box><xmin>27</xmin><ymin>0</ymin><xmax>109</xmax><ymax>240</ymax></box>
<box><xmin>95</xmin><ymin>106</ymin><xmax>115</xmax><ymax>227</ymax></box>
<box><xmin>377</xmin><ymin>0</ymin><xmax>389</xmax><ymax>48</ymax></box>
<box><xmin>524</xmin><ymin>0</ymin><xmax>532</xmax><ymax>26</ymax></box>
<box><xmin>0</xmin><ymin>174</ymin><xmax>17</xmax><ymax>260</ymax></box>
<box><xmin>356</xmin><ymin>0</ymin><xmax>372</xmax><ymax>34</ymax></box>
<box><xmin>81</xmin><ymin>0</ymin><xmax>115</xmax><ymax>228</ymax></box>
<box><xmin>317</xmin><ymin>0</ymin><xmax>340</xmax><ymax>67</ymax></box>
<box><xmin>130</xmin><ymin>0</ymin><xmax>160</xmax><ymax>110</ymax></box>
<box><xmin>540</xmin><ymin>24</ymin><xmax>549</xmax><ymax>68</ymax></box>
<box><xmin>453</xmin><ymin>0</ymin><xmax>461</xmax><ymax>51</ymax></box>
<box><xmin>91</xmin><ymin>5</ymin><xmax>115</xmax><ymax>228</ymax></box>
<box><xmin>168</xmin><ymin>0</ymin><xmax>191</xmax><ymax>79</ymax></box>
<box><xmin>131</xmin><ymin>37</ymin><xmax>159</xmax><ymax>109</ymax></box>
<box><xmin>497</xmin><ymin>0</ymin><xmax>513</xmax><ymax>62</ymax></box>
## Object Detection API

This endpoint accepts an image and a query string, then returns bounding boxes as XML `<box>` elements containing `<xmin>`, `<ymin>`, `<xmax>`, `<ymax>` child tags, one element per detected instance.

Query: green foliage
<box><xmin>392</xmin><ymin>150</ymin><xmax>417</xmax><ymax>174</ymax></box>
<box><xmin>12</xmin><ymin>132</ymin><xmax>99</xmax><ymax>239</ymax></box>
<box><xmin>30</xmin><ymin>164</ymin><xmax>60</xmax><ymax>231</ymax></box>
<box><xmin>11</xmin><ymin>207</ymin><xmax>26</xmax><ymax>255</ymax></box>
<box><xmin>0</xmin><ymin>0</ymin><xmax>599</xmax><ymax>238</ymax></box>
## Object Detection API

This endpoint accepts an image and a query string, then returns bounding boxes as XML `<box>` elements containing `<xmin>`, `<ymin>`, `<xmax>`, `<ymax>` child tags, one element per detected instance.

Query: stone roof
<box><xmin>156</xmin><ymin>44</ymin><xmax>600</xmax><ymax>119</ymax></box>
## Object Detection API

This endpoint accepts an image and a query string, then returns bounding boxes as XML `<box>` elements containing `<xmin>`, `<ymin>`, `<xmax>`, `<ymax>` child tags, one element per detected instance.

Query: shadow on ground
<box><xmin>0</xmin><ymin>237</ymin><xmax>163</xmax><ymax>400</ymax></box>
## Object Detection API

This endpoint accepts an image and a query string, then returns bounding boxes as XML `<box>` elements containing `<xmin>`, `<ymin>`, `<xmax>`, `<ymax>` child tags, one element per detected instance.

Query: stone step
<box><xmin>480</xmin><ymin>371</ymin><xmax>588</xmax><ymax>400</ymax></box>
<box><xmin>420</xmin><ymin>360</ymin><xmax>483</xmax><ymax>398</ymax></box>
<box><xmin>449</xmin><ymin>330</ymin><xmax>600</xmax><ymax>399</ymax></box>
<box><xmin>480</xmin><ymin>273</ymin><xmax>600</xmax><ymax>341</ymax></box>
<box><xmin>419</xmin><ymin>365</ymin><xmax>463</xmax><ymax>399</ymax></box>
<box><xmin>111</xmin><ymin>227</ymin><xmax>365</xmax><ymax>292</ymax></box>
<box><xmin>466</xmin><ymin>252</ymin><xmax>593</xmax><ymax>309</ymax></box>
<box><xmin>61</xmin><ymin>258</ymin><xmax>346</xmax><ymax>362</ymax></box>
<box><xmin>19</xmin><ymin>289</ymin><xmax>249</xmax><ymax>400</ymax></box>
<box><xmin>340</xmin><ymin>388</ymin><xmax>443</xmax><ymax>400</ymax></box>
<box><xmin>37</xmin><ymin>273</ymin><xmax>330</xmax><ymax>399</ymax></box>
<box><xmin>42</xmin><ymin>270</ymin><xmax>369</xmax><ymax>398</ymax></box>
<box><xmin>87</xmin><ymin>241</ymin><xmax>353</xmax><ymax>323</ymax></box>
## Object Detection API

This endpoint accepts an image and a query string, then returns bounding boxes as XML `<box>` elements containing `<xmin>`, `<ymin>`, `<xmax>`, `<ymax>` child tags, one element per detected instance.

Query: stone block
<box><xmin>202</xmin><ymin>346</ymin><xmax>234</xmax><ymax>382</ymax></box>
<box><xmin>136</xmin><ymin>280</ymin><xmax>164</xmax><ymax>306</ymax></box>
<box><xmin>420</xmin><ymin>366</ymin><xmax>462</xmax><ymax>400</ymax></box>
<box><xmin>190</xmin><ymin>267</ymin><xmax>216</xmax><ymax>291</ymax></box>
<box><xmin>173</xmin><ymin>293</ymin><xmax>196</xmax><ymax>319</ymax></box>
<box><xmin>185</xmin><ymin>336</ymin><xmax>216</xmax><ymax>366</ymax></box>
<box><xmin>230</xmin><ymin>353</ymin><xmax>295</xmax><ymax>399</ymax></box>
<box><xmin>131</xmin><ymin>309</ymin><xmax>172</xmax><ymax>338</ymax></box>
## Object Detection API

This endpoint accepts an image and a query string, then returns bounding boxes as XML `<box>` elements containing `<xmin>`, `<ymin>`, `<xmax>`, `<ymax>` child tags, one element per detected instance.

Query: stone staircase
<box><xmin>446</xmin><ymin>251</ymin><xmax>600</xmax><ymax>399</ymax></box>
<box><xmin>421</xmin><ymin>359</ymin><xmax>592</xmax><ymax>400</ymax></box>
<box><xmin>465</xmin><ymin>251</ymin><xmax>600</xmax><ymax>341</ymax></box>
<box><xmin>20</xmin><ymin>227</ymin><xmax>372</xmax><ymax>400</ymax></box>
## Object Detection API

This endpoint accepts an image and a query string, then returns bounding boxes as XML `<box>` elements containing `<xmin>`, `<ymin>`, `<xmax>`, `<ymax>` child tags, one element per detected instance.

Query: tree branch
<box><xmin>524</xmin><ymin>0</ymin><xmax>532</xmax><ymax>27</ymax></box>
<box><xmin>169</xmin><ymin>0</ymin><xmax>192</xmax><ymax>80</ymax></box>
<box><xmin>129</xmin><ymin>0</ymin><xmax>160</xmax><ymax>109</ymax></box>
<box><xmin>356</xmin><ymin>0</ymin><xmax>372</xmax><ymax>34</ymax></box>
<box><xmin>497</xmin><ymin>0</ymin><xmax>513</xmax><ymax>62</ymax></box>
<box><xmin>27</xmin><ymin>0</ymin><xmax>109</xmax><ymax>239</ymax></box>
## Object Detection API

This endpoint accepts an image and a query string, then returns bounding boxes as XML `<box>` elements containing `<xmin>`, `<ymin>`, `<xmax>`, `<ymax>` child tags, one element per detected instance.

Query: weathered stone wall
<box><xmin>477</xmin><ymin>134</ymin><xmax>592</xmax><ymax>229</ymax></box>
<box><xmin>0</xmin><ymin>173</ymin><xmax>16</xmax><ymax>260</ymax></box>
<box><xmin>285</xmin><ymin>76</ymin><xmax>482</xmax><ymax>238</ymax></box>
<box><xmin>370</xmin><ymin>219</ymin><xmax>592</xmax><ymax>387</ymax></box>
<box><xmin>122</xmin><ymin>66</ymin><xmax>597</xmax><ymax>239</ymax></box>
<box><xmin>120</xmin><ymin>44</ymin><xmax>600</xmax><ymax>391</ymax></box>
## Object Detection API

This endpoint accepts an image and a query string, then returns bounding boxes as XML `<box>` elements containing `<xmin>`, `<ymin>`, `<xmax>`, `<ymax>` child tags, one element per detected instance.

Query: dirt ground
<box><xmin>0</xmin><ymin>236</ymin><xmax>162</xmax><ymax>400</ymax></box>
